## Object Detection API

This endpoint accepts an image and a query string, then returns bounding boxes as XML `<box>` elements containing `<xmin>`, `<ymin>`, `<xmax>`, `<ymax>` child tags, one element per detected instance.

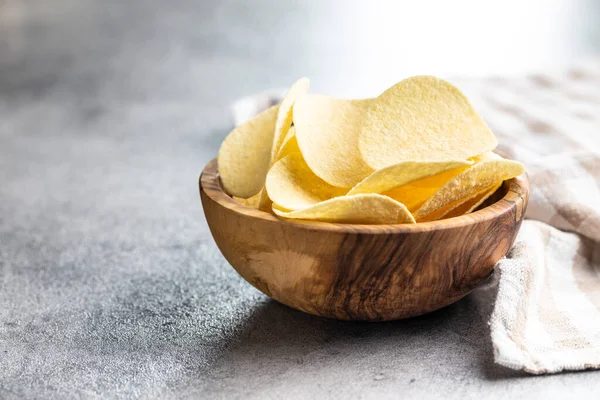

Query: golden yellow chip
<box><xmin>274</xmin><ymin>126</ymin><xmax>300</xmax><ymax>163</ymax></box>
<box><xmin>233</xmin><ymin>192</ymin><xmax>261</xmax><ymax>209</ymax></box>
<box><xmin>414</xmin><ymin>153</ymin><xmax>524</xmax><ymax>221</ymax></box>
<box><xmin>218</xmin><ymin>74</ymin><xmax>521</xmax><ymax>225</ymax></box>
<box><xmin>348</xmin><ymin>160</ymin><xmax>471</xmax><ymax>196</ymax></box>
<box><xmin>441</xmin><ymin>182</ymin><xmax>503</xmax><ymax>220</ymax></box>
<box><xmin>381</xmin><ymin>153</ymin><xmax>488</xmax><ymax>211</ymax></box>
<box><xmin>266</xmin><ymin>153</ymin><xmax>347</xmax><ymax>211</ymax></box>
<box><xmin>359</xmin><ymin>76</ymin><xmax>498</xmax><ymax>169</ymax></box>
<box><xmin>294</xmin><ymin>95</ymin><xmax>374</xmax><ymax>187</ymax></box>
<box><xmin>280</xmin><ymin>123</ymin><xmax>296</xmax><ymax>146</ymax></box>
<box><xmin>218</xmin><ymin>105</ymin><xmax>278</xmax><ymax>198</ymax></box>
<box><xmin>271</xmin><ymin>77</ymin><xmax>310</xmax><ymax>163</ymax></box>
<box><xmin>272</xmin><ymin>194</ymin><xmax>416</xmax><ymax>225</ymax></box>
<box><xmin>257</xmin><ymin>189</ymin><xmax>273</xmax><ymax>213</ymax></box>
<box><xmin>381</xmin><ymin>164</ymin><xmax>473</xmax><ymax>211</ymax></box>
<box><xmin>465</xmin><ymin>182</ymin><xmax>503</xmax><ymax>212</ymax></box>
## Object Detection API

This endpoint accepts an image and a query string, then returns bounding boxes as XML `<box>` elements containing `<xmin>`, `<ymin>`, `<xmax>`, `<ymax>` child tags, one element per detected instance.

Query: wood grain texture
<box><xmin>199</xmin><ymin>159</ymin><xmax>530</xmax><ymax>321</ymax></box>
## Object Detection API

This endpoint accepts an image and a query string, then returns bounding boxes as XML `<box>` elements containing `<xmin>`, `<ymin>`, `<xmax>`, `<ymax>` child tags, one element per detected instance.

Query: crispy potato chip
<box><xmin>381</xmin><ymin>164</ymin><xmax>473</xmax><ymax>211</ymax></box>
<box><xmin>272</xmin><ymin>194</ymin><xmax>416</xmax><ymax>225</ymax></box>
<box><xmin>294</xmin><ymin>95</ymin><xmax>374</xmax><ymax>187</ymax></box>
<box><xmin>348</xmin><ymin>160</ymin><xmax>471</xmax><ymax>196</ymax></box>
<box><xmin>234</xmin><ymin>191</ymin><xmax>272</xmax><ymax>212</ymax></box>
<box><xmin>218</xmin><ymin>105</ymin><xmax>279</xmax><ymax>198</ymax></box>
<box><xmin>465</xmin><ymin>182</ymin><xmax>503</xmax><ymax>212</ymax></box>
<box><xmin>218</xmin><ymin>74</ymin><xmax>522</xmax><ymax>225</ymax></box>
<box><xmin>266</xmin><ymin>153</ymin><xmax>347</xmax><ymax>210</ymax></box>
<box><xmin>274</xmin><ymin>126</ymin><xmax>300</xmax><ymax>162</ymax></box>
<box><xmin>233</xmin><ymin>192</ymin><xmax>261</xmax><ymax>209</ymax></box>
<box><xmin>414</xmin><ymin>153</ymin><xmax>524</xmax><ymax>221</ymax></box>
<box><xmin>271</xmin><ymin>77</ymin><xmax>310</xmax><ymax>162</ymax></box>
<box><xmin>415</xmin><ymin>183</ymin><xmax>500</xmax><ymax>222</ymax></box>
<box><xmin>359</xmin><ymin>76</ymin><xmax>498</xmax><ymax>169</ymax></box>
<box><xmin>280</xmin><ymin>123</ymin><xmax>296</xmax><ymax>146</ymax></box>
<box><xmin>257</xmin><ymin>189</ymin><xmax>273</xmax><ymax>213</ymax></box>
<box><xmin>381</xmin><ymin>153</ymin><xmax>489</xmax><ymax>211</ymax></box>
<box><xmin>441</xmin><ymin>182</ymin><xmax>503</xmax><ymax>220</ymax></box>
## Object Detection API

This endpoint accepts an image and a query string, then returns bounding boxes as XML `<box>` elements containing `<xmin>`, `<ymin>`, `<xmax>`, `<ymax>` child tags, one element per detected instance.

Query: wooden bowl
<box><xmin>199</xmin><ymin>159</ymin><xmax>529</xmax><ymax>321</ymax></box>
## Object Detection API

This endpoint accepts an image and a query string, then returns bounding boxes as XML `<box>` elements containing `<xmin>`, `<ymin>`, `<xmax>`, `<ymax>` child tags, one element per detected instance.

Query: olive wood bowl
<box><xmin>200</xmin><ymin>158</ymin><xmax>529</xmax><ymax>321</ymax></box>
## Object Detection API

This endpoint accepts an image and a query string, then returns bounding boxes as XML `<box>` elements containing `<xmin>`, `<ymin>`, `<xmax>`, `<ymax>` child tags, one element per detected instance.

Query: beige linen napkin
<box><xmin>232</xmin><ymin>60</ymin><xmax>600</xmax><ymax>374</ymax></box>
<box><xmin>459</xmin><ymin>61</ymin><xmax>600</xmax><ymax>374</ymax></box>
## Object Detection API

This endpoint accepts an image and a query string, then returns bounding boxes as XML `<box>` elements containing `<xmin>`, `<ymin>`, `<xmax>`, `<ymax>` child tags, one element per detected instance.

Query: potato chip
<box><xmin>217</xmin><ymin>73</ymin><xmax>523</xmax><ymax>225</ymax></box>
<box><xmin>380</xmin><ymin>153</ymin><xmax>488</xmax><ymax>211</ymax></box>
<box><xmin>465</xmin><ymin>182</ymin><xmax>503</xmax><ymax>212</ymax></box>
<box><xmin>271</xmin><ymin>77</ymin><xmax>310</xmax><ymax>162</ymax></box>
<box><xmin>359</xmin><ymin>76</ymin><xmax>498</xmax><ymax>169</ymax></box>
<box><xmin>280</xmin><ymin>122</ymin><xmax>297</xmax><ymax>146</ymax></box>
<box><xmin>441</xmin><ymin>182</ymin><xmax>503</xmax><ymax>220</ymax></box>
<box><xmin>232</xmin><ymin>190</ymin><xmax>274</xmax><ymax>213</ymax></box>
<box><xmin>414</xmin><ymin>153</ymin><xmax>524</xmax><ymax>221</ymax></box>
<box><xmin>272</xmin><ymin>194</ymin><xmax>416</xmax><ymax>224</ymax></box>
<box><xmin>380</xmin><ymin>163</ymin><xmax>473</xmax><ymax>211</ymax></box>
<box><xmin>294</xmin><ymin>95</ymin><xmax>374</xmax><ymax>187</ymax></box>
<box><xmin>218</xmin><ymin>105</ymin><xmax>279</xmax><ymax>198</ymax></box>
<box><xmin>233</xmin><ymin>192</ymin><xmax>261</xmax><ymax>209</ymax></box>
<box><xmin>414</xmin><ymin>185</ymin><xmax>497</xmax><ymax>222</ymax></box>
<box><xmin>348</xmin><ymin>160</ymin><xmax>471</xmax><ymax>196</ymax></box>
<box><xmin>266</xmin><ymin>153</ymin><xmax>347</xmax><ymax>211</ymax></box>
<box><xmin>257</xmin><ymin>189</ymin><xmax>273</xmax><ymax>213</ymax></box>
<box><xmin>274</xmin><ymin>126</ymin><xmax>300</xmax><ymax>162</ymax></box>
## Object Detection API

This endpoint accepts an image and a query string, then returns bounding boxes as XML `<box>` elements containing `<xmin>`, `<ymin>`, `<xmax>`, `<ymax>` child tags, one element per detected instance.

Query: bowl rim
<box><xmin>200</xmin><ymin>158</ymin><xmax>529</xmax><ymax>234</ymax></box>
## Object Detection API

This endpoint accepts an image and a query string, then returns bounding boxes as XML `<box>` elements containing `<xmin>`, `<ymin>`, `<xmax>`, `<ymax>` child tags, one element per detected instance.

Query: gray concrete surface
<box><xmin>2</xmin><ymin>0</ymin><xmax>600</xmax><ymax>398</ymax></box>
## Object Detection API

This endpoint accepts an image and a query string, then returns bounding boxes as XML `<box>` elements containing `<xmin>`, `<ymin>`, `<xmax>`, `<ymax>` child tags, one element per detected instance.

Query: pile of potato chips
<box><xmin>217</xmin><ymin>76</ymin><xmax>525</xmax><ymax>224</ymax></box>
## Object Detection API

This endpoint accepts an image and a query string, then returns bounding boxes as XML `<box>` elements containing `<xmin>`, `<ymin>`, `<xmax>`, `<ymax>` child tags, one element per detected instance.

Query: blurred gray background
<box><xmin>1</xmin><ymin>1</ymin><xmax>600</xmax><ymax>399</ymax></box>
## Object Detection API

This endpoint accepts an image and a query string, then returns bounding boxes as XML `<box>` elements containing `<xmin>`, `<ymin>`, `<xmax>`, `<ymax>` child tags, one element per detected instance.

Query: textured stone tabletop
<box><xmin>2</xmin><ymin>1</ymin><xmax>600</xmax><ymax>398</ymax></box>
